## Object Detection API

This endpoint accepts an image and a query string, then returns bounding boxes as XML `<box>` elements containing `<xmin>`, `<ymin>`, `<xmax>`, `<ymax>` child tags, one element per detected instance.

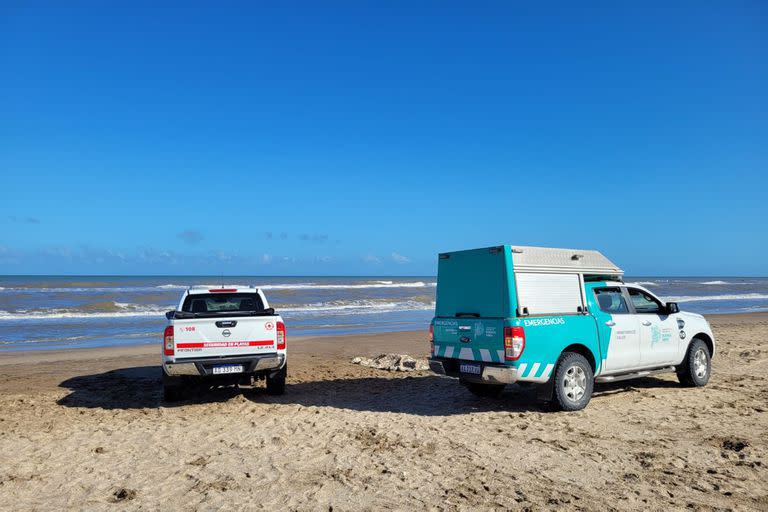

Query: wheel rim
<box><xmin>693</xmin><ymin>348</ymin><xmax>708</xmax><ymax>379</ymax></box>
<box><xmin>563</xmin><ymin>365</ymin><xmax>587</xmax><ymax>402</ymax></box>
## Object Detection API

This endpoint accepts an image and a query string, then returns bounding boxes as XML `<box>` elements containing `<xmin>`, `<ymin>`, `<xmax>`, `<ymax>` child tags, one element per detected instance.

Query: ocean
<box><xmin>0</xmin><ymin>276</ymin><xmax>766</xmax><ymax>351</ymax></box>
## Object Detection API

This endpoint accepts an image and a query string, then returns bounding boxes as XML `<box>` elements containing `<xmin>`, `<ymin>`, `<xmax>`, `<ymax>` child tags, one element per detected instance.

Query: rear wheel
<box><xmin>551</xmin><ymin>352</ymin><xmax>594</xmax><ymax>411</ymax></box>
<box><xmin>266</xmin><ymin>366</ymin><xmax>286</xmax><ymax>395</ymax></box>
<box><xmin>461</xmin><ymin>379</ymin><xmax>505</xmax><ymax>398</ymax></box>
<box><xmin>162</xmin><ymin>371</ymin><xmax>185</xmax><ymax>402</ymax></box>
<box><xmin>677</xmin><ymin>338</ymin><xmax>711</xmax><ymax>387</ymax></box>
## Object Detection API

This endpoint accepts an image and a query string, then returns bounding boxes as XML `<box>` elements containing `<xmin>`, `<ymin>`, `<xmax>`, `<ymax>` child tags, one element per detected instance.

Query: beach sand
<box><xmin>1</xmin><ymin>314</ymin><xmax>766</xmax><ymax>511</ymax></box>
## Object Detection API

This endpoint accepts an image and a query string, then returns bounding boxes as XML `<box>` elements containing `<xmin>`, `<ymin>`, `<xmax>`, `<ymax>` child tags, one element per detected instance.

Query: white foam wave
<box><xmin>0</xmin><ymin>281</ymin><xmax>437</xmax><ymax>293</ymax></box>
<box><xmin>0</xmin><ymin>285</ymin><xmax>181</xmax><ymax>293</ymax></box>
<box><xmin>259</xmin><ymin>281</ymin><xmax>435</xmax><ymax>291</ymax></box>
<box><xmin>663</xmin><ymin>293</ymin><xmax>768</xmax><ymax>303</ymax></box>
<box><xmin>627</xmin><ymin>281</ymin><xmax>658</xmax><ymax>287</ymax></box>
<box><xmin>0</xmin><ymin>297</ymin><xmax>436</xmax><ymax>321</ymax></box>
<box><xmin>280</xmin><ymin>300</ymin><xmax>436</xmax><ymax>316</ymax></box>
<box><xmin>700</xmin><ymin>280</ymin><xmax>729</xmax><ymax>285</ymax></box>
<box><xmin>0</xmin><ymin>304</ymin><xmax>171</xmax><ymax>321</ymax></box>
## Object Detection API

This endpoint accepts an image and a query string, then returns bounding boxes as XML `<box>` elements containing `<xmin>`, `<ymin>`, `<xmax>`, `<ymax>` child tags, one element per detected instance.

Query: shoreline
<box><xmin>0</xmin><ymin>329</ymin><xmax>426</xmax><ymax>365</ymax></box>
<box><xmin>2</xmin><ymin>310</ymin><xmax>767</xmax><ymax>358</ymax></box>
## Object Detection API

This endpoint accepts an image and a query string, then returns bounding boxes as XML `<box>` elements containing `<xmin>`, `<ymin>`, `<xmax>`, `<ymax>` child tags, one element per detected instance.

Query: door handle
<box><xmin>641</xmin><ymin>321</ymin><xmax>652</xmax><ymax>326</ymax></box>
<box><xmin>605</xmin><ymin>321</ymin><xmax>616</xmax><ymax>327</ymax></box>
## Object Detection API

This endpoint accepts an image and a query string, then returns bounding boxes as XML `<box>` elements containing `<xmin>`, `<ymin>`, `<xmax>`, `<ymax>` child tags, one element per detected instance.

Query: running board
<box><xmin>595</xmin><ymin>366</ymin><xmax>676</xmax><ymax>383</ymax></box>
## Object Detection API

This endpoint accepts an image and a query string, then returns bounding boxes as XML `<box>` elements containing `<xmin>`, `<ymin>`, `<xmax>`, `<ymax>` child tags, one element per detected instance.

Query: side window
<box><xmin>627</xmin><ymin>288</ymin><xmax>662</xmax><ymax>314</ymax></box>
<box><xmin>594</xmin><ymin>288</ymin><xmax>629</xmax><ymax>314</ymax></box>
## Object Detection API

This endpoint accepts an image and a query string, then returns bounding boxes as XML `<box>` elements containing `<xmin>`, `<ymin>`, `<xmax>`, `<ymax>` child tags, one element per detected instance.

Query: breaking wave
<box><xmin>663</xmin><ymin>293</ymin><xmax>768</xmax><ymax>303</ymax></box>
<box><xmin>258</xmin><ymin>281</ymin><xmax>435</xmax><ymax>291</ymax></box>
<box><xmin>279</xmin><ymin>300</ymin><xmax>435</xmax><ymax>316</ymax></box>
<box><xmin>0</xmin><ymin>302</ymin><xmax>171</xmax><ymax>321</ymax></box>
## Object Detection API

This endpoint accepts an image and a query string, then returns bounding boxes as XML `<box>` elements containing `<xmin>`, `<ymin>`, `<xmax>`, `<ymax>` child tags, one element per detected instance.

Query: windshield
<box><xmin>181</xmin><ymin>293</ymin><xmax>265</xmax><ymax>314</ymax></box>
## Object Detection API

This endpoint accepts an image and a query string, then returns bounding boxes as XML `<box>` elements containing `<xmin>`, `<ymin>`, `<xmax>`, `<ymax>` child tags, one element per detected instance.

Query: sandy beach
<box><xmin>1</xmin><ymin>313</ymin><xmax>766</xmax><ymax>511</ymax></box>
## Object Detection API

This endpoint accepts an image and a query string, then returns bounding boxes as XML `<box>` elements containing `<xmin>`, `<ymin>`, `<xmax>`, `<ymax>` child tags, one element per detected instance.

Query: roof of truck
<box><xmin>439</xmin><ymin>245</ymin><xmax>623</xmax><ymax>277</ymax></box>
<box><xmin>186</xmin><ymin>285</ymin><xmax>261</xmax><ymax>295</ymax></box>
<box><xmin>509</xmin><ymin>245</ymin><xmax>623</xmax><ymax>276</ymax></box>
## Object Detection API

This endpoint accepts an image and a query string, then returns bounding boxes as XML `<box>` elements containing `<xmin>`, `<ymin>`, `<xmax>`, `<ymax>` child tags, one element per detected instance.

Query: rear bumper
<box><xmin>164</xmin><ymin>353</ymin><xmax>285</xmax><ymax>377</ymax></box>
<box><xmin>429</xmin><ymin>357</ymin><xmax>520</xmax><ymax>385</ymax></box>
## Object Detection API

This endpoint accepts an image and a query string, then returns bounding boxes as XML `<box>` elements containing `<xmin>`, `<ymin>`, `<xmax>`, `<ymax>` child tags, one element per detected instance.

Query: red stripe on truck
<box><xmin>176</xmin><ymin>340</ymin><xmax>274</xmax><ymax>349</ymax></box>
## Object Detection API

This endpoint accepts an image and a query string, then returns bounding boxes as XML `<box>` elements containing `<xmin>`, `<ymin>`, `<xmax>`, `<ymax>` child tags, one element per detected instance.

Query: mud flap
<box><xmin>268</xmin><ymin>364</ymin><xmax>287</xmax><ymax>379</ymax></box>
<box><xmin>535</xmin><ymin>374</ymin><xmax>555</xmax><ymax>402</ymax></box>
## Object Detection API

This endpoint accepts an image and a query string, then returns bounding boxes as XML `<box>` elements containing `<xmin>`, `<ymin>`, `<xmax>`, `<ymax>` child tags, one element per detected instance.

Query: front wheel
<box><xmin>551</xmin><ymin>352</ymin><xmax>594</xmax><ymax>411</ymax></box>
<box><xmin>677</xmin><ymin>338</ymin><xmax>711</xmax><ymax>387</ymax></box>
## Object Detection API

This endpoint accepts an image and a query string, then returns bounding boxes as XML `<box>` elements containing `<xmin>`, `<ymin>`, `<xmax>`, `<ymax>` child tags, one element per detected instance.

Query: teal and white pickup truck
<box><xmin>428</xmin><ymin>246</ymin><xmax>715</xmax><ymax>411</ymax></box>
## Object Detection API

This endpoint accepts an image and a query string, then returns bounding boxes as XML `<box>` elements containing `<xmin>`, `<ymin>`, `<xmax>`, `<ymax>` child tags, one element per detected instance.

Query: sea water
<box><xmin>0</xmin><ymin>276</ymin><xmax>766</xmax><ymax>350</ymax></box>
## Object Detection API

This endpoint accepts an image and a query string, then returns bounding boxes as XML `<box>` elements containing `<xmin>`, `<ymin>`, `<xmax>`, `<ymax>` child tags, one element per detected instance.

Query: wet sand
<box><xmin>0</xmin><ymin>314</ymin><xmax>766</xmax><ymax>510</ymax></box>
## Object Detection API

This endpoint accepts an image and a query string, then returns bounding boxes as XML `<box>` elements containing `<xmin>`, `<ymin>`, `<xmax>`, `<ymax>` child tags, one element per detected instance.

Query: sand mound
<box><xmin>352</xmin><ymin>353</ymin><xmax>429</xmax><ymax>372</ymax></box>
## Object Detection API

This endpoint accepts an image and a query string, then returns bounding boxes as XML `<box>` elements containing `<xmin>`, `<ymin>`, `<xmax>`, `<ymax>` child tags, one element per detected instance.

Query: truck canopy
<box><xmin>435</xmin><ymin>245</ymin><xmax>623</xmax><ymax>320</ymax></box>
<box><xmin>435</xmin><ymin>247</ymin><xmax>513</xmax><ymax>318</ymax></box>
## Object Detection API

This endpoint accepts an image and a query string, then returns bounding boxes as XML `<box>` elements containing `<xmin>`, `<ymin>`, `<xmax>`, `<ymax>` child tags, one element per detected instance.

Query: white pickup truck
<box><xmin>161</xmin><ymin>286</ymin><xmax>287</xmax><ymax>402</ymax></box>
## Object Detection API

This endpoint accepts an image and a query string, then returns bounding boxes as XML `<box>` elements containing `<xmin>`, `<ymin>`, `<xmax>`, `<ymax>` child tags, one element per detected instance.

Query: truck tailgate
<box><xmin>173</xmin><ymin>317</ymin><xmax>278</xmax><ymax>359</ymax></box>
<box><xmin>433</xmin><ymin>317</ymin><xmax>506</xmax><ymax>363</ymax></box>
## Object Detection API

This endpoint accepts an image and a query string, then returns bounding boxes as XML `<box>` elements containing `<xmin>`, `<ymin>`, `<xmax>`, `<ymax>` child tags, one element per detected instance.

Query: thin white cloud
<box><xmin>363</xmin><ymin>254</ymin><xmax>381</xmax><ymax>264</ymax></box>
<box><xmin>391</xmin><ymin>252</ymin><xmax>410</xmax><ymax>264</ymax></box>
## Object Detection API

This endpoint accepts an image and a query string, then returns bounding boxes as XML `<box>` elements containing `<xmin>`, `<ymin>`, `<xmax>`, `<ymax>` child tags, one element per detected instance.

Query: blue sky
<box><xmin>1</xmin><ymin>2</ymin><xmax>766</xmax><ymax>276</ymax></box>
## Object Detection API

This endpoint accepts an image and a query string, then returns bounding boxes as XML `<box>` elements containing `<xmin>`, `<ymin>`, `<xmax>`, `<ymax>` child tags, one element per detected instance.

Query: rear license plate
<box><xmin>212</xmin><ymin>365</ymin><xmax>244</xmax><ymax>375</ymax></box>
<box><xmin>459</xmin><ymin>363</ymin><xmax>481</xmax><ymax>375</ymax></box>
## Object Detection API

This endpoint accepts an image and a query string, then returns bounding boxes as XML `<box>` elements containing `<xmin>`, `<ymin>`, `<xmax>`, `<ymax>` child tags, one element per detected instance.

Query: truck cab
<box><xmin>161</xmin><ymin>286</ymin><xmax>287</xmax><ymax>401</ymax></box>
<box><xmin>428</xmin><ymin>246</ymin><xmax>715</xmax><ymax>411</ymax></box>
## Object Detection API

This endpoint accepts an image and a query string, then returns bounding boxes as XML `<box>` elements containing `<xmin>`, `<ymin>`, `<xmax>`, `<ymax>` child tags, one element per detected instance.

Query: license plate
<box><xmin>212</xmin><ymin>365</ymin><xmax>244</xmax><ymax>375</ymax></box>
<box><xmin>459</xmin><ymin>363</ymin><xmax>482</xmax><ymax>375</ymax></box>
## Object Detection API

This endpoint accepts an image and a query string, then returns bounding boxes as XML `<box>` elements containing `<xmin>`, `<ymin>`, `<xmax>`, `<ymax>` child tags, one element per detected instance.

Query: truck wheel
<box><xmin>551</xmin><ymin>352</ymin><xmax>594</xmax><ymax>411</ymax></box>
<box><xmin>461</xmin><ymin>379</ymin><xmax>505</xmax><ymax>398</ymax></box>
<box><xmin>266</xmin><ymin>366</ymin><xmax>286</xmax><ymax>395</ymax></box>
<box><xmin>677</xmin><ymin>338</ymin><xmax>711</xmax><ymax>387</ymax></box>
<box><xmin>162</xmin><ymin>371</ymin><xmax>184</xmax><ymax>402</ymax></box>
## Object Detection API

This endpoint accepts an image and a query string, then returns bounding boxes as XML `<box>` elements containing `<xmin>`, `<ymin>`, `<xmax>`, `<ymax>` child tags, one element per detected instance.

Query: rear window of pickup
<box><xmin>181</xmin><ymin>293</ymin><xmax>265</xmax><ymax>314</ymax></box>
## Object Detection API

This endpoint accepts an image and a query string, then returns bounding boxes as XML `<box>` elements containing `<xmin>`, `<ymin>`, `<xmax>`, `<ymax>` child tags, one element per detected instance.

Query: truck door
<box><xmin>591</xmin><ymin>287</ymin><xmax>641</xmax><ymax>372</ymax></box>
<box><xmin>626</xmin><ymin>287</ymin><xmax>679</xmax><ymax>367</ymax></box>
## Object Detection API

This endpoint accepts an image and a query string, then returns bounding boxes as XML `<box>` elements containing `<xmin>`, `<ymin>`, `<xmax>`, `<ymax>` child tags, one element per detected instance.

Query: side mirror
<box><xmin>666</xmin><ymin>302</ymin><xmax>679</xmax><ymax>314</ymax></box>
<box><xmin>165</xmin><ymin>310</ymin><xmax>176</xmax><ymax>320</ymax></box>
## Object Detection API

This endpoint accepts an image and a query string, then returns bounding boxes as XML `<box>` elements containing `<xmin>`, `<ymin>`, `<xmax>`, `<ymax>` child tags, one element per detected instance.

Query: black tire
<box><xmin>162</xmin><ymin>371</ymin><xmax>185</xmax><ymax>402</ymax></box>
<box><xmin>551</xmin><ymin>352</ymin><xmax>594</xmax><ymax>411</ymax></box>
<box><xmin>266</xmin><ymin>366</ymin><xmax>286</xmax><ymax>395</ymax></box>
<box><xmin>677</xmin><ymin>338</ymin><xmax>711</xmax><ymax>387</ymax></box>
<box><xmin>461</xmin><ymin>379</ymin><xmax>506</xmax><ymax>398</ymax></box>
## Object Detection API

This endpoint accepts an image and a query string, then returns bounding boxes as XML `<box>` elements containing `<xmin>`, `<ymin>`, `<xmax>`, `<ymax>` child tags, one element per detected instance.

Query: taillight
<box><xmin>276</xmin><ymin>321</ymin><xmax>286</xmax><ymax>350</ymax></box>
<box><xmin>163</xmin><ymin>325</ymin><xmax>174</xmax><ymax>356</ymax></box>
<box><xmin>428</xmin><ymin>323</ymin><xmax>434</xmax><ymax>355</ymax></box>
<box><xmin>504</xmin><ymin>326</ymin><xmax>525</xmax><ymax>361</ymax></box>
